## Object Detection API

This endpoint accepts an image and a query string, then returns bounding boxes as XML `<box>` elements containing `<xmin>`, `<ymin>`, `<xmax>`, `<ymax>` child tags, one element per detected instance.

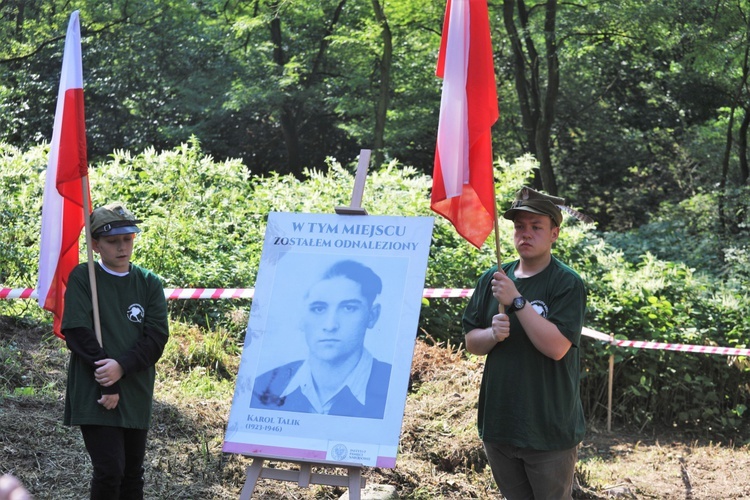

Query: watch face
<box><xmin>513</xmin><ymin>297</ymin><xmax>525</xmax><ymax>309</ymax></box>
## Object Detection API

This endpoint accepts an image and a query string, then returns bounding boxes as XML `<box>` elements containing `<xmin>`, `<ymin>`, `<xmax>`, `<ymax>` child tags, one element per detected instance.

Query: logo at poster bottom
<box><xmin>330</xmin><ymin>443</ymin><xmax>348</xmax><ymax>461</ymax></box>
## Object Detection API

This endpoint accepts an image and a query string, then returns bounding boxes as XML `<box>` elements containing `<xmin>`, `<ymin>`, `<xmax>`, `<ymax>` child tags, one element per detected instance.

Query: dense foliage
<box><xmin>1</xmin><ymin>141</ymin><xmax>748</xmax><ymax>438</ymax></box>
<box><xmin>1</xmin><ymin>0</ymin><xmax>749</xmax><ymax>232</ymax></box>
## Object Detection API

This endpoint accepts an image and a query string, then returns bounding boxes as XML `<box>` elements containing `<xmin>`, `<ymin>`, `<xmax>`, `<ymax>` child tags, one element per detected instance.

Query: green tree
<box><xmin>218</xmin><ymin>0</ymin><xmax>362</xmax><ymax>174</ymax></box>
<box><xmin>2</xmin><ymin>0</ymin><xmax>750</xmax><ymax>236</ymax></box>
<box><xmin>0</xmin><ymin>0</ymin><xmax>236</xmax><ymax>163</ymax></box>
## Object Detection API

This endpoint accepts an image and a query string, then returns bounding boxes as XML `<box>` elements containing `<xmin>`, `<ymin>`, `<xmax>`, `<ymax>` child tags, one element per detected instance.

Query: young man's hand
<box><xmin>491</xmin><ymin>270</ymin><xmax>519</xmax><ymax>307</ymax></box>
<box><xmin>491</xmin><ymin>313</ymin><xmax>510</xmax><ymax>342</ymax></box>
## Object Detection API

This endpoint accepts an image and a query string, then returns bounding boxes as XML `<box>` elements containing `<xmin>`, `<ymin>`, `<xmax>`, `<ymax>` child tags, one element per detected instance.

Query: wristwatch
<box><xmin>506</xmin><ymin>296</ymin><xmax>526</xmax><ymax>314</ymax></box>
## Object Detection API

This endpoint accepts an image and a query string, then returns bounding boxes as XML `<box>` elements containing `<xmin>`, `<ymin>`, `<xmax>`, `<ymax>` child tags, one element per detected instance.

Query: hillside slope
<box><xmin>1</xmin><ymin>316</ymin><xmax>748</xmax><ymax>499</ymax></box>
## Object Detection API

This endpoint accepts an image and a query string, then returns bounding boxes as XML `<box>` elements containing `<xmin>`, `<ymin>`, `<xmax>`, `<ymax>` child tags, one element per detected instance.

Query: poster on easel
<box><xmin>223</xmin><ymin>211</ymin><xmax>434</xmax><ymax>468</ymax></box>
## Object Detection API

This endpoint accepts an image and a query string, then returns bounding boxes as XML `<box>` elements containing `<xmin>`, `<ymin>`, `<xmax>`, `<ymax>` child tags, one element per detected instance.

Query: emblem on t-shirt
<box><xmin>127</xmin><ymin>304</ymin><xmax>145</xmax><ymax>323</ymax></box>
<box><xmin>530</xmin><ymin>300</ymin><xmax>549</xmax><ymax>318</ymax></box>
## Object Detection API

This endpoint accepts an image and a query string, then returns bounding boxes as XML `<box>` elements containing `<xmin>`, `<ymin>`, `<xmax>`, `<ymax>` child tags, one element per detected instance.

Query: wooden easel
<box><xmin>335</xmin><ymin>149</ymin><xmax>371</xmax><ymax>215</ymax></box>
<box><xmin>238</xmin><ymin>149</ymin><xmax>373</xmax><ymax>499</ymax></box>
<box><xmin>239</xmin><ymin>455</ymin><xmax>365</xmax><ymax>500</ymax></box>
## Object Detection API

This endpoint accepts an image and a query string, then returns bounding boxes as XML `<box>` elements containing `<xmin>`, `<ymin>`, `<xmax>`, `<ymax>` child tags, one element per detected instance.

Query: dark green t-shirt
<box><xmin>462</xmin><ymin>256</ymin><xmax>586</xmax><ymax>450</ymax></box>
<box><xmin>62</xmin><ymin>262</ymin><xmax>168</xmax><ymax>429</ymax></box>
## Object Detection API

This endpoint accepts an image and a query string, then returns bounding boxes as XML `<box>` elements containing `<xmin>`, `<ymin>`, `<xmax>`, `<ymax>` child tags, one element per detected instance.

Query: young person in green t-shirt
<box><xmin>62</xmin><ymin>203</ymin><xmax>169</xmax><ymax>500</ymax></box>
<box><xmin>463</xmin><ymin>187</ymin><xmax>587</xmax><ymax>500</ymax></box>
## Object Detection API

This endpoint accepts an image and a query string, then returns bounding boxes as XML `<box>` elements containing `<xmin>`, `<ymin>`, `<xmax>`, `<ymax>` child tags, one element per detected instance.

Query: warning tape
<box><xmin>2</xmin><ymin>287</ymin><xmax>747</xmax><ymax>356</ymax></box>
<box><xmin>165</xmin><ymin>288</ymin><xmax>255</xmax><ymax>300</ymax></box>
<box><xmin>581</xmin><ymin>327</ymin><xmax>750</xmax><ymax>356</ymax></box>
<box><xmin>1</xmin><ymin>287</ymin><xmax>473</xmax><ymax>300</ymax></box>
<box><xmin>0</xmin><ymin>288</ymin><xmax>36</xmax><ymax>299</ymax></box>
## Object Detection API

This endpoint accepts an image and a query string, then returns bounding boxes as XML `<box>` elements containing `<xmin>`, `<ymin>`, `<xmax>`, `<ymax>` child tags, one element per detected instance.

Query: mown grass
<box><xmin>2</xmin><ymin>315</ymin><xmax>749</xmax><ymax>499</ymax></box>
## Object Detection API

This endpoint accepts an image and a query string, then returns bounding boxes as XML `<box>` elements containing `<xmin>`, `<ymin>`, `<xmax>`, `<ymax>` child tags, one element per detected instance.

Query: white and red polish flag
<box><xmin>431</xmin><ymin>0</ymin><xmax>498</xmax><ymax>248</ymax></box>
<box><xmin>37</xmin><ymin>11</ymin><xmax>90</xmax><ymax>339</ymax></box>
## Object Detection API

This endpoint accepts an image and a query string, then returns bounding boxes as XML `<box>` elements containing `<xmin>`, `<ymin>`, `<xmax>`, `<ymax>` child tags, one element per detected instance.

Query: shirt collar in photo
<box><xmin>280</xmin><ymin>349</ymin><xmax>374</xmax><ymax>414</ymax></box>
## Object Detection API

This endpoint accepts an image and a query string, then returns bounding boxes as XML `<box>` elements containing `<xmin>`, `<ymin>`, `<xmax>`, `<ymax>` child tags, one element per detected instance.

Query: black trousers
<box><xmin>80</xmin><ymin>425</ymin><xmax>149</xmax><ymax>500</ymax></box>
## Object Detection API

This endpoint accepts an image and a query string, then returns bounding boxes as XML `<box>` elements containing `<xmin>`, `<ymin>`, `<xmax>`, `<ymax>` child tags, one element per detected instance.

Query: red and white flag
<box><xmin>431</xmin><ymin>0</ymin><xmax>498</xmax><ymax>248</ymax></box>
<box><xmin>37</xmin><ymin>11</ymin><xmax>89</xmax><ymax>338</ymax></box>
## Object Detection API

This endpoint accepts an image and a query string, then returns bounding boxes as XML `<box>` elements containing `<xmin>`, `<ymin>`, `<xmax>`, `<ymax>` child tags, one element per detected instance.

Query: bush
<box><xmin>1</xmin><ymin>139</ymin><xmax>748</xmax><ymax>436</ymax></box>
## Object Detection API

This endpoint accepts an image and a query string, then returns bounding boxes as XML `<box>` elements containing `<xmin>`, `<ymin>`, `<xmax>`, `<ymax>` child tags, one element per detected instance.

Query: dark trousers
<box><xmin>483</xmin><ymin>441</ymin><xmax>578</xmax><ymax>500</ymax></box>
<box><xmin>80</xmin><ymin>425</ymin><xmax>148</xmax><ymax>500</ymax></box>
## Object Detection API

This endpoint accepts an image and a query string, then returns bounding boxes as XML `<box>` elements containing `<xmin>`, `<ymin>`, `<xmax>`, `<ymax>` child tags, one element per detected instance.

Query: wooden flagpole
<box><xmin>81</xmin><ymin>176</ymin><xmax>103</xmax><ymax>347</ymax></box>
<box><xmin>493</xmin><ymin>191</ymin><xmax>505</xmax><ymax>314</ymax></box>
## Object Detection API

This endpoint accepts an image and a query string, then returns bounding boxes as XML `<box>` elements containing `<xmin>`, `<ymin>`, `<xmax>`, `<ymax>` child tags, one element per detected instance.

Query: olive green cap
<box><xmin>502</xmin><ymin>186</ymin><xmax>565</xmax><ymax>227</ymax></box>
<box><xmin>90</xmin><ymin>203</ymin><xmax>142</xmax><ymax>237</ymax></box>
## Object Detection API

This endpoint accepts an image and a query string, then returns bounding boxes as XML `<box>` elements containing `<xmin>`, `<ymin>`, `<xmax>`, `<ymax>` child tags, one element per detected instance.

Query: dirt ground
<box><xmin>1</xmin><ymin>316</ymin><xmax>749</xmax><ymax>499</ymax></box>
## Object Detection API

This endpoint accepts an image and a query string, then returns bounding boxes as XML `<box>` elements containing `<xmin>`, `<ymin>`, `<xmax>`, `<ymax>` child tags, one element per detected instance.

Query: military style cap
<box><xmin>502</xmin><ymin>186</ymin><xmax>565</xmax><ymax>227</ymax></box>
<box><xmin>90</xmin><ymin>203</ymin><xmax>142</xmax><ymax>237</ymax></box>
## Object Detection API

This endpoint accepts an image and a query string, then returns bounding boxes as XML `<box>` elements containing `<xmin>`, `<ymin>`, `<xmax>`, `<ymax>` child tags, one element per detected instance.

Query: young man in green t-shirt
<box><xmin>62</xmin><ymin>203</ymin><xmax>169</xmax><ymax>499</ymax></box>
<box><xmin>463</xmin><ymin>187</ymin><xmax>587</xmax><ymax>499</ymax></box>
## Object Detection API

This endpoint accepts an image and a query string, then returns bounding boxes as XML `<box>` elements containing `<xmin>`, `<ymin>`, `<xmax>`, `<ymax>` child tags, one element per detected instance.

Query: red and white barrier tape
<box><xmin>0</xmin><ymin>288</ymin><xmax>37</xmax><ymax>299</ymax></box>
<box><xmin>1</xmin><ymin>287</ymin><xmax>473</xmax><ymax>300</ymax></box>
<box><xmin>165</xmin><ymin>288</ymin><xmax>255</xmax><ymax>300</ymax></box>
<box><xmin>581</xmin><ymin>327</ymin><xmax>750</xmax><ymax>356</ymax></box>
<box><xmin>2</xmin><ymin>287</ymin><xmax>747</xmax><ymax>356</ymax></box>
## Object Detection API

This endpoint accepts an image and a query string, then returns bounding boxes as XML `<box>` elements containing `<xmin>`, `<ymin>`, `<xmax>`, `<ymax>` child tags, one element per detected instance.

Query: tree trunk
<box><xmin>269</xmin><ymin>12</ymin><xmax>300</xmax><ymax>174</ymax></box>
<box><xmin>718</xmin><ymin>105</ymin><xmax>735</xmax><ymax>236</ymax></box>
<box><xmin>311</xmin><ymin>0</ymin><xmax>348</xmax><ymax>79</ymax></box>
<box><xmin>535</xmin><ymin>0</ymin><xmax>559</xmax><ymax>195</ymax></box>
<box><xmin>719</xmin><ymin>41</ymin><xmax>750</xmax><ymax>233</ymax></box>
<box><xmin>371</xmin><ymin>0</ymin><xmax>392</xmax><ymax>167</ymax></box>
<box><xmin>267</xmin><ymin>0</ymin><xmax>347</xmax><ymax>174</ymax></box>
<box><xmin>739</xmin><ymin>107</ymin><xmax>749</xmax><ymax>185</ymax></box>
<box><xmin>503</xmin><ymin>0</ymin><xmax>537</xmax><ymax>159</ymax></box>
<box><xmin>502</xmin><ymin>0</ymin><xmax>560</xmax><ymax>195</ymax></box>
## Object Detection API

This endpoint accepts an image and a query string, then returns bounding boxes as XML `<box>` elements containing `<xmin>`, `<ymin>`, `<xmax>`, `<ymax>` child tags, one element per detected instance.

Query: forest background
<box><xmin>1</xmin><ymin>0</ymin><xmax>750</xmax><ymax>497</ymax></box>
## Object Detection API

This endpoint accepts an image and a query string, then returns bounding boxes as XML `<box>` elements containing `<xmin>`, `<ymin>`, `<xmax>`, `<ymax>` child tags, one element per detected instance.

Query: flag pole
<box><xmin>81</xmin><ymin>176</ymin><xmax>103</xmax><ymax>347</ymax></box>
<box><xmin>492</xmin><ymin>189</ymin><xmax>505</xmax><ymax>314</ymax></box>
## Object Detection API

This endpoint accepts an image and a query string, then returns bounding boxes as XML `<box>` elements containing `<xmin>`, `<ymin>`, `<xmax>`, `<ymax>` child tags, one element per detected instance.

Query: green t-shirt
<box><xmin>62</xmin><ymin>262</ymin><xmax>168</xmax><ymax>429</ymax></box>
<box><xmin>462</xmin><ymin>256</ymin><xmax>586</xmax><ymax>450</ymax></box>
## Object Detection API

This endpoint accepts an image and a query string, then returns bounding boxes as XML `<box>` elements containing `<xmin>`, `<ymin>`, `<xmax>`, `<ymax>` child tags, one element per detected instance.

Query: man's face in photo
<box><xmin>302</xmin><ymin>275</ymin><xmax>381</xmax><ymax>364</ymax></box>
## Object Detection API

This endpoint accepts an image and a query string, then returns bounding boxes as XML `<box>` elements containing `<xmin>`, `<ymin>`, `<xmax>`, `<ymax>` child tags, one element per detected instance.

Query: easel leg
<box><xmin>347</xmin><ymin>467</ymin><xmax>362</xmax><ymax>500</ymax></box>
<box><xmin>239</xmin><ymin>458</ymin><xmax>264</xmax><ymax>500</ymax></box>
<box><xmin>298</xmin><ymin>462</ymin><xmax>312</xmax><ymax>487</ymax></box>
<box><xmin>237</xmin><ymin>457</ymin><xmax>365</xmax><ymax>499</ymax></box>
